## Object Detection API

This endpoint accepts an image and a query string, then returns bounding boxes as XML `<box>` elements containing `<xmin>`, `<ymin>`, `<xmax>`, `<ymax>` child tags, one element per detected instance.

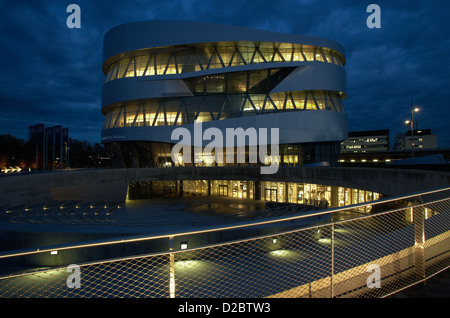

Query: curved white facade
<box><xmin>101</xmin><ymin>20</ymin><xmax>347</xmax><ymax>168</ymax></box>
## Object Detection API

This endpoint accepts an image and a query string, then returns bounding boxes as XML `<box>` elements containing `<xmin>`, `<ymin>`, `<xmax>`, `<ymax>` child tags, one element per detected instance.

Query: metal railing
<box><xmin>0</xmin><ymin>186</ymin><xmax>449</xmax><ymax>298</ymax></box>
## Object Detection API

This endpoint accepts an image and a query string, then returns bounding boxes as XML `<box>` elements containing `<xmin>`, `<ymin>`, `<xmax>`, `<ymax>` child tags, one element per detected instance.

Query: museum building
<box><xmin>101</xmin><ymin>20</ymin><xmax>348</xmax><ymax>168</ymax></box>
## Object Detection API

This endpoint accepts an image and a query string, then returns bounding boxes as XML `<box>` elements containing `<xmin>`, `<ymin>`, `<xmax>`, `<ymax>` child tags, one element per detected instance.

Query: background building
<box><xmin>394</xmin><ymin>129</ymin><xmax>438</xmax><ymax>150</ymax></box>
<box><xmin>339</xmin><ymin>128</ymin><xmax>448</xmax><ymax>165</ymax></box>
<box><xmin>101</xmin><ymin>21</ymin><xmax>348</xmax><ymax>168</ymax></box>
<box><xmin>341</xmin><ymin>129</ymin><xmax>390</xmax><ymax>154</ymax></box>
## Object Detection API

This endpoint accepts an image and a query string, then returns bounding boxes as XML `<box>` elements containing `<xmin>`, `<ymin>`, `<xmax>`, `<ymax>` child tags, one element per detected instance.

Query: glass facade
<box><xmin>127</xmin><ymin>180</ymin><xmax>381</xmax><ymax>213</ymax></box>
<box><xmin>106</xmin><ymin>141</ymin><xmax>340</xmax><ymax>168</ymax></box>
<box><xmin>183</xmin><ymin>67</ymin><xmax>296</xmax><ymax>95</ymax></box>
<box><xmin>103</xmin><ymin>90</ymin><xmax>344</xmax><ymax>130</ymax></box>
<box><xmin>104</xmin><ymin>41</ymin><xmax>345</xmax><ymax>83</ymax></box>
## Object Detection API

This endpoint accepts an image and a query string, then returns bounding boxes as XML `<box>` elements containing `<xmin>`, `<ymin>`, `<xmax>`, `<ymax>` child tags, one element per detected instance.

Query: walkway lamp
<box><xmin>405</xmin><ymin>102</ymin><xmax>420</xmax><ymax>158</ymax></box>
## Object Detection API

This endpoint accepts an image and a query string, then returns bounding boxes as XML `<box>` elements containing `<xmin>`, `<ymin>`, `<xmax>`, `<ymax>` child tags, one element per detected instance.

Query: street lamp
<box><xmin>405</xmin><ymin>101</ymin><xmax>420</xmax><ymax>158</ymax></box>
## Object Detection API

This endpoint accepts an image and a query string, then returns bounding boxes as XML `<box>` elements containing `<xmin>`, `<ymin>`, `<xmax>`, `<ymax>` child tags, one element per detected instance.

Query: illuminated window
<box><xmin>104</xmin><ymin>90</ymin><xmax>345</xmax><ymax>129</ymax></box>
<box><xmin>104</xmin><ymin>41</ymin><xmax>345</xmax><ymax>82</ymax></box>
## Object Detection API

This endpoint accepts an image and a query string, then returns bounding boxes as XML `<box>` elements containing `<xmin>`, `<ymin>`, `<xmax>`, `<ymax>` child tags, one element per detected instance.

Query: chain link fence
<box><xmin>0</xmin><ymin>187</ymin><xmax>449</xmax><ymax>298</ymax></box>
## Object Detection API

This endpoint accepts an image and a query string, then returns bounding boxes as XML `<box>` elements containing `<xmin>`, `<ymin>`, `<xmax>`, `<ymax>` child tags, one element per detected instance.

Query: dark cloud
<box><xmin>0</xmin><ymin>0</ymin><xmax>449</xmax><ymax>147</ymax></box>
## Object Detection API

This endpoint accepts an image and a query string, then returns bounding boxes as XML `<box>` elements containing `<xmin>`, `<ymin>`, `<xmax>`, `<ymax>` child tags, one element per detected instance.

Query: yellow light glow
<box><xmin>169</xmin><ymin>274</ymin><xmax>175</xmax><ymax>298</ymax></box>
<box><xmin>334</xmin><ymin>228</ymin><xmax>351</xmax><ymax>234</ymax></box>
<box><xmin>174</xmin><ymin>260</ymin><xmax>206</xmax><ymax>271</ymax></box>
<box><xmin>269</xmin><ymin>249</ymin><xmax>293</xmax><ymax>257</ymax></box>
<box><xmin>318</xmin><ymin>238</ymin><xmax>332</xmax><ymax>244</ymax></box>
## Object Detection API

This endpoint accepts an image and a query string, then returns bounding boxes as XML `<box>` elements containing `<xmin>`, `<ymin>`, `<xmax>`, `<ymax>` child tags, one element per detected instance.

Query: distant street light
<box><xmin>405</xmin><ymin>97</ymin><xmax>420</xmax><ymax>158</ymax></box>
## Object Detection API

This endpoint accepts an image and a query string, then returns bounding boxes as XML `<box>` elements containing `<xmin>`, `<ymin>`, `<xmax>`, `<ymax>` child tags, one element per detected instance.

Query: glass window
<box><xmin>263</xmin><ymin>96</ymin><xmax>277</xmax><ymax>112</ymax></box>
<box><xmin>134</xmin><ymin>105</ymin><xmax>145</xmax><ymax>127</ymax></box>
<box><xmin>196</xmin><ymin>111</ymin><xmax>213</xmax><ymax>123</ymax></box>
<box><xmin>305</xmin><ymin>94</ymin><xmax>317</xmax><ymax>110</ymax></box>
<box><xmin>270</xmin><ymin>92</ymin><xmax>284</xmax><ymax>109</ymax></box>
<box><xmin>314</xmin><ymin>95</ymin><xmax>326</xmax><ymax>110</ymax></box>
<box><xmin>144</xmin><ymin>55</ymin><xmax>156</xmax><ymax>76</ymax></box>
<box><xmin>154</xmin><ymin>111</ymin><xmax>165</xmax><ymax>126</ymax></box>
<box><xmin>124</xmin><ymin>105</ymin><xmax>139</xmax><ymax>127</ymax></box>
<box><xmin>229</xmin><ymin>47</ymin><xmax>246</xmax><ymax>67</ymax></box>
<box><xmin>218</xmin><ymin>46</ymin><xmax>234</xmax><ymax>67</ymax></box>
<box><xmin>116</xmin><ymin>58</ymin><xmax>130</xmax><ymax>79</ymax></box>
<box><xmin>124</xmin><ymin>58</ymin><xmax>135</xmax><ymax>78</ymax></box>
<box><xmin>303</xmin><ymin>47</ymin><xmax>314</xmax><ymax>61</ymax></box>
<box><xmin>103</xmin><ymin>112</ymin><xmax>113</xmax><ymax>129</ymax></box>
<box><xmin>104</xmin><ymin>41</ymin><xmax>345</xmax><ymax>83</ymax></box>
<box><xmin>103</xmin><ymin>89</ymin><xmax>345</xmax><ymax>130</ymax></box>
<box><xmin>250</xmin><ymin>95</ymin><xmax>265</xmax><ymax>111</ymax></box>
<box><xmin>145</xmin><ymin>113</ymin><xmax>155</xmax><ymax>126</ymax></box>
<box><xmin>165</xmin><ymin>54</ymin><xmax>178</xmax><ymax>75</ymax></box>
<box><xmin>113</xmin><ymin>108</ymin><xmax>125</xmax><ymax>128</ymax></box>
<box><xmin>155</xmin><ymin>54</ymin><xmax>170</xmax><ymax>75</ymax></box>
<box><xmin>135</xmin><ymin>56</ymin><xmax>149</xmax><ymax>76</ymax></box>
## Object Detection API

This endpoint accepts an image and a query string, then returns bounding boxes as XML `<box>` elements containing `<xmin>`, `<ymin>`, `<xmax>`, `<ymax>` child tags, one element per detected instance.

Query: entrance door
<box><xmin>219</xmin><ymin>185</ymin><xmax>228</xmax><ymax>196</ymax></box>
<box><xmin>163</xmin><ymin>186</ymin><xmax>177</xmax><ymax>198</ymax></box>
<box><xmin>265</xmin><ymin>188</ymin><xmax>277</xmax><ymax>202</ymax></box>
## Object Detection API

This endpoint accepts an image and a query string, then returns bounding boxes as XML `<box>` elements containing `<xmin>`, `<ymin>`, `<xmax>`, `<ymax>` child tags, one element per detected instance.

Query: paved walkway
<box><xmin>388</xmin><ymin>267</ymin><xmax>450</xmax><ymax>298</ymax></box>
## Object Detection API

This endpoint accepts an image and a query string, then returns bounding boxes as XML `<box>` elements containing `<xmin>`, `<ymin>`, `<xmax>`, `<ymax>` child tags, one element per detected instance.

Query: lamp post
<box><xmin>404</xmin><ymin>98</ymin><xmax>420</xmax><ymax>158</ymax></box>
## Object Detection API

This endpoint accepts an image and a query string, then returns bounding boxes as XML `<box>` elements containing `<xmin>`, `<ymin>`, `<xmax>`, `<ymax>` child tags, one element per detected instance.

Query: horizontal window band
<box><xmin>102</xmin><ymin>90</ymin><xmax>345</xmax><ymax>130</ymax></box>
<box><xmin>104</xmin><ymin>41</ymin><xmax>345</xmax><ymax>83</ymax></box>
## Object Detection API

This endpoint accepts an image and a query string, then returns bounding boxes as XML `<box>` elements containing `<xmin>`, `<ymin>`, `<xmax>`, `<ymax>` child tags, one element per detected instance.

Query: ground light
<box><xmin>175</xmin><ymin>260</ymin><xmax>203</xmax><ymax>269</ymax></box>
<box><xmin>269</xmin><ymin>250</ymin><xmax>291</xmax><ymax>257</ymax></box>
<box><xmin>317</xmin><ymin>238</ymin><xmax>333</xmax><ymax>244</ymax></box>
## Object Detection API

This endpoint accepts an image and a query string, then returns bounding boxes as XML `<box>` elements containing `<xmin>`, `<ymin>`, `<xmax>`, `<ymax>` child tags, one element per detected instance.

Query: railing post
<box><xmin>413</xmin><ymin>200</ymin><xmax>426</xmax><ymax>284</ymax></box>
<box><xmin>169</xmin><ymin>235</ymin><xmax>175</xmax><ymax>298</ymax></box>
<box><xmin>331</xmin><ymin>223</ymin><xmax>335</xmax><ymax>298</ymax></box>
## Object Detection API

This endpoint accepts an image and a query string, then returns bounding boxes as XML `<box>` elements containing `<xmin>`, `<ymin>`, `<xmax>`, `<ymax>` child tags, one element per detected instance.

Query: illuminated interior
<box><xmin>103</xmin><ymin>90</ymin><xmax>344</xmax><ymax>130</ymax></box>
<box><xmin>104</xmin><ymin>41</ymin><xmax>345</xmax><ymax>82</ymax></box>
<box><xmin>105</xmin><ymin>141</ymin><xmax>340</xmax><ymax>168</ymax></box>
<box><xmin>127</xmin><ymin>180</ymin><xmax>381</xmax><ymax>212</ymax></box>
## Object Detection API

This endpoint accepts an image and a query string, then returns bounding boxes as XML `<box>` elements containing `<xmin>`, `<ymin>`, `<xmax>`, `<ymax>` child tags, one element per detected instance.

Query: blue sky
<box><xmin>0</xmin><ymin>0</ymin><xmax>449</xmax><ymax>147</ymax></box>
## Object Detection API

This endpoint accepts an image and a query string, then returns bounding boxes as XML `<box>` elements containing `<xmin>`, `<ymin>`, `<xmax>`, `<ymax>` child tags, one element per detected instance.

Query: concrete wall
<box><xmin>0</xmin><ymin>166</ymin><xmax>449</xmax><ymax>207</ymax></box>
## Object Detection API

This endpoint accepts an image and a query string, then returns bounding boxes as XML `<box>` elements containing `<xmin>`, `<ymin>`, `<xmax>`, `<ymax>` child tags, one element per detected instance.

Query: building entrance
<box><xmin>265</xmin><ymin>188</ymin><xmax>277</xmax><ymax>202</ymax></box>
<box><xmin>219</xmin><ymin>185</ymin><xmax>228</xmax><ymax>196</ymax></box>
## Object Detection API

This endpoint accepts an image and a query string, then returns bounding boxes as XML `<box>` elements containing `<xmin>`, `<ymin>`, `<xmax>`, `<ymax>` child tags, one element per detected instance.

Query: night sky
<box><xmin>0</xmin><ymin>0</ymin><xmax>449</xmax><ymax>148</ymax></box>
